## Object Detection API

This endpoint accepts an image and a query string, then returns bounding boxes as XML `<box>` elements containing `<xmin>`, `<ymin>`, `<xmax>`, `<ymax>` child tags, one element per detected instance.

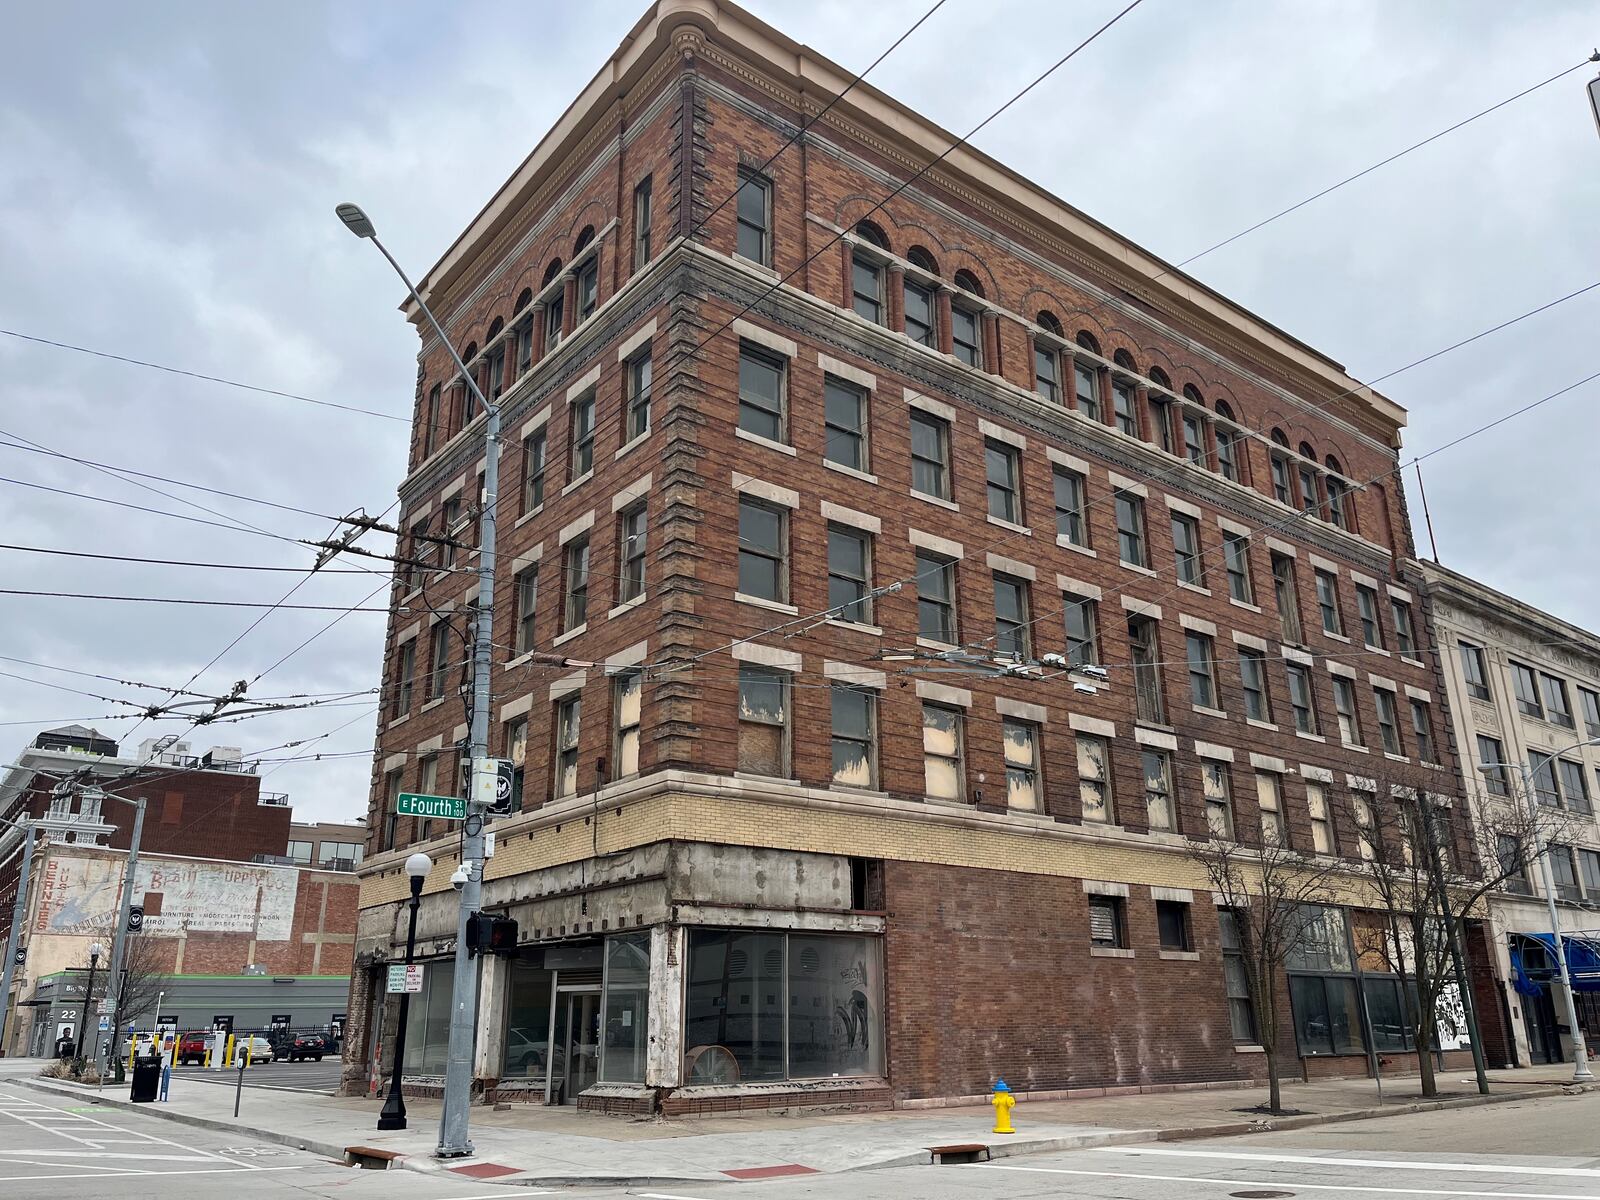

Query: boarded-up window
<box><xmin>141</xmin><ymin>891</ymin><xmax>164</xmax><ymax>916</ymax></box>
<box><xmin>162</xmin><ymin>792</ymin><xmax>183</xmax><ymax>824</ymax></box>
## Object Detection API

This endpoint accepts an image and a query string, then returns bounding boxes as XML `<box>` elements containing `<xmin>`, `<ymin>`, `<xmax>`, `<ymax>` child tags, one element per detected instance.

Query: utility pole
<box><xmin>90</xmin><ymin>788</ymin><xmax>146</xmax><ymax>1074</ymax></box>
<box><xmin>338</xmin><ymin>202</ymin><xmax>498</xmax><ymax>1158</ymax></box>
<box><xmin>0</xmin><ymin>818</ymin><xmax>36</xmax><ymax>1055</ymax></box>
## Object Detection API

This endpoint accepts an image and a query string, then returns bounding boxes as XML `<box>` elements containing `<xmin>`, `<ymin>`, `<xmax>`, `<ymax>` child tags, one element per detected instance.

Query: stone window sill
<box><xmin>825</xmin><ymin>618</ymin><xmax>882</xmax><ymax>636</ymax></box>
<box><xmin>1121</xmin><ymin>561</ymin><xmax>1158</xmax><ymax>578</ymax></box>
<box><xmin>609</xmin><ymin>593</ymin><xmax>647</xmax><ymax>619</ymax></box>
<box><xmin>1229</xmin><ymin>598</ymin><xmax>1262</xmax><ymax>614</ymax></box>
<box><xmin>514</xmin><ymin>506</ymin><xmax>543</xmax><ymax>530</ymax></box>
<box><xmin>614</xmin><ymin>432</ymin><xmax>649</xmax><ymax>461</ymax></box>
<box><xmin>552</xmin><ymin>623</ymin><xmax>588</xmax><ymax>647</ymax></box>
<box><xmin>910</xmin><ymin>489</ymin><xmax>959</xmax><ymax>512</ymax></box>
<box><xmin>1058</xmin><ymin>537</ymin><xmax>1097</xmax><ymax>559</ymax></box>
<box><xmin>1158</xmin><ymin>950</ymin><xmax>1201</xmax><ymax>962</ymax></box>
<box><xmin>736</xmin><ymin>428</ymin><xmax>797</xmax><ymax>457</ymax></box>
<box><xmin>1089</xmin><ymin>947</ymin><xmax>1134</xmax><ymax>959</ymax></box>
<box><xmin>1192</xmin><ymin>705</ymin><xmax>1228</xmax><ymax>720</ymax></box>
<box><xmin>561</xmin><ymin>470</ymin><xmax>594</xmax><ymax>498</ymax></box>
<box><xmin>986</xmin><ymin>515</ymin><xmax>1032</xmax><ymax>537</ymax></box>
<box><xmin>823</xmin><ymin>460</ymin><xmax>877</xmax><ymax>485</ymax></box>
<box><xmin>736</xmin><ymin>592</ymin><xmax>799</xmax><ymax>615</ymax></box>
<box><xmin>1177</xmin><ymin>581</ymin><xmax>1211</xmax><ymax>597</ymax></box>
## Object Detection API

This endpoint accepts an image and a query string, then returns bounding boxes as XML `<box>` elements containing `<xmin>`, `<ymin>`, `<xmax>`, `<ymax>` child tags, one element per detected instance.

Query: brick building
<box><xmin>348</xmin><ymin>0</ymin><xmax>1493</xmax><ymax>1112</ymax></box>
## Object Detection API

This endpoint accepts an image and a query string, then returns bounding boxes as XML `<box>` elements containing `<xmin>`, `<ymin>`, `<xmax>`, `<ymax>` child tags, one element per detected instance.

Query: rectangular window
<box><xmin>503</xmin><ymin>717</ymin><xmax>527</xmax><ymax>812</ymax></box>
<box><xmin>823</xmin><ymin>377</ymin><xmax>868</xmax><ymax>472</ymax></box>
<box><xmin>1582</xmin><ymin>688</ymin><xmax>1600</xmax><ymax>738</ymax></box>
<box><xmin>922</xmin><ymin>702</ymin><xmax>964</xmax><ymax>802</ymax></box>
<box><xmin>569</xmin><ymin>390</ymin><xmax>596</xmax><ymax>479</ymax></box>
<box><xmin>1298</xmin><ymin>464</ymin><xmax>1320</xmax><ymax>515</ymax></box>
<box><xmin>1182</xmin><ymin>413</ymin><xmax>1206</xmax><ymax>464</ymax></box>
<box><xmin>286</xmin><ymin>839</ymin><xmax>312</xmax><ymax>864</ymax></box>
<box><xmin>1078</xmin><ymin>734</ymin><xmax>1112</xmax><ymax>823</ymax></box>
<box><xmin>1087</xmin><ymin>895</ymin><xmax>1125</xmax><ymax>948</ymax></box>
<box><xmin>851</xmin><ymin>253</ymin><xmax>883</xmax><ymax>323</ymax></box>
<box><xmin>951</xmin><ymin>306</ymin><xmax>981</xmax><ymax>367</ymax></box>
<box><xmin>1256</xmin><ymin>771</ymin><xmax>1287</xmax><ymax>846</ymax></box>
<box><xmin>544</xmin><ymin>288</ymin><xmax>565</xmax><ymax>350</ymax></box>
<box><xmin>992</xmin><ymin>573</ymin><xmax>1031</xmax><ymax>660</ymax></box>
<box><xmin>1323</xmin><ymin>675</ymin><xmax>1359</xmax><ymax>746</ymax></box>
<box><xmin>1315</xmin><ymin>570</ymin><xmax>1342</xmax><ymax>636</ymax></box>
<box><xmin>1498</xmin><ymin>834</ymin><xmax>1529</xmax><ymax>893</ymax></box>
<box><xmin>827</xmin><ymin>525</ymin><xmax>872</xmax><ymax>624</ymax></box>
<box><xmin>1149</xmin><ymin>398</ymin><xmax>1174</xmax><ymax>453</ymax></box>
<box><xmin>737</xmin><ymin>497</ymin><xmax>787</xmax><ymax>603</ymax></box>
<box><xmin>487</xmin><ymin>344</ymin><xmax>506</xmax><ymax>403</ymax></box>
<box><xmin>737</xmin><ymin>665</ymin><xmax>789</xmax><ymax>777</ymax></box>
<box><xmin>574</xmin><ymin>257</ymin><xmax>598</xmax><ymax>322</ymax></box>
<box><xmin>1355</xmin><ymin>585</ymin><xmax>1383</xmax><ymax>648</ymax></box>
<box><xmin>406</xmin><ymin>518</ymin><xmax>432</xmax><ymax>588</ymax></box>
<box><xmin>1034</xmin><ymin>341</ymin><xmax>1060</xmax><ymax>403</ymax></box>
<box><xmin>514</xmin><ymin>314</ymin><xmax>533</xmax><ymax>375</ymax></box>
<box><xmin>625</xmin><ymin>351</ymin><xmax>652</xmax><ymax>441</ymax></box>
<box><xmin>1219</xmin><ymin>909</ymin><xmax>1256</xmax><ymax>1042</ymax></box>
<box><xmin>1532</xmin><ymin>756</ymin><xmax>1561</xmax><ymax>808</ymax></box>
<box><xmin>393</xmin><ymin>639</ymin><xmax>416</xmax><ymax>716</ymax></box>
<box><xmin>1216</xmin><ymin>426</ymin><xmax>1240</xmax><ymax>481</ymax></box>
<box><xmin>618</xmin><ymin>504</ymin><xmax>647</xmax><ymax>604</ymax></box>
<box><xmin>427</xmin><ymin>624</ymin><xmax>451</xmax><ymax>700</ymax></box>
<box><xmin>915</xmin><ymin>551</ymin><xmax>957</xmax><ymax>644</ymax></box>
<box><xmin>1559</xmin><ymin>759</ymin><xmax>1592</xmax><ymax>814</ymax></box>
<box><xmin>382</xmin><ymin>768</ymin><xmax>403</xmax><ymax>850</ymax></box>
<box><xmin>737</xmin><ymin>343</ymin><xmax>786</xmax><ymax>443</ymax></box>
<box><xmin>513</xmin><ymin>566</ymin><xmax>538</xmax><ymax>655</ymax></box>
<box><xmin>1410</xmin><ymin>699</ymin><xmax>1435</xmax><ymax>763</ymax></box>
<box><xmin>613</xmin><ymin>670</ymin><xmax>642</xmax><ymax>778</ymax></box>
<box><xmin>735</xmin><ymin>168</ymin><xmax>771</xmax><ymax>265</ymax></box>
<box><xmin>1002</xmin><ymin>718</ymin><xmax>1041</xmax><ymax>812</ymax></box>
<box><xmin>1240</xmin><ymin>649</ymin><xmax>1271</xmax><ymax>723</ymax></box>
<box><xmin>903</xmin><ymin>279</ymin><xmax>935</xmax><ymax>346</ymax></box>
<box><xmin>1552</xmin><ymin>846</ymin><xmax>1581</xmax><ymax>901</ymax></box>
<box><xmin>1223</xmin><ymin>532</ymin><xmax>1252</xmax><ymax>604</ymax></box>
<box><xmin>554</xmin><ymin>694</ymin><xmax>581</xmax><ymax>798</ymax></box>
<box><xmin>1053</xmin><ymin>468</ymin><xmax>1087</xmax><ymax>546</ymax></box>
<box><xmin>985</xmin><ymin>440</ymin><xmax>1021</xmax><ymax>524</ymax></box>
<box><xmin>1477</xmin><ymin>734</ymin><xmax>1510</xmax><ymax>795</ymax></box>
<box><xmin>522</xmin><ymin>430</ymin><xmax>547</xmax><ymax>513</ymax></box>
<box><xmin>632</xmin><ymin>176</ymin><xmax>653</xmax><ymax>270</ymax></box>
<box><xmin>441</xmin><ymin>496</ymin><xmax>462</xmax><ymax>568</ymax></box>
<box><xmin>1171</xmin><ymin>512</ymin><xmax>1202</xmax><ymax>585</ymax></box>
<box><xmin>1512</xmin><ymin>661</ymin><xmax>1544</xmax><ymax>718</ymax></box>
<box><xmin>1390</xmin><ymin>599</ymin><xmax>1416</xmax><ymax>657</ymax></box>
<box><xmin>562</xmin><ymin>536</ymin><xmax>589</xmax><ymax>632</ymax></box>
<box><xmin>1459</xmin><ymin>641</ymin><xmax>1491</xmax><ymax>701</ymax></box>
<box><xmin>1158</xmin><ymin>900</ymin><xmax>1192</xmax><ymax>952</ymax></box>
<box><xmin>1074</xmin><ymin>359</ymin><xmax>1101</xmax><ymax>421</ymax></box>
<box><xmin>1268</xmin><ymin>557</ymin><xmax>1300</xmax><ymax>645</ymax></box>
<box><xmin>1115</xmin><ymin>490</ymin><xmax>1147</xmax><ymax>567</ymax></box>
<box><xmin>1582</xmin><ymin>850</ymin><xmax>1600</xmax><ymax>899</ymax></box>
<box><xmin>908</xmin><ymin>409</ymin><xmax>951</xmax><ymax>500</ymax></box>
<box><xmin>1063</xmin><ymin>593</ymin><xmax>1099</xmax><ymax>669</ymax></box>
<box><xmin>1542</xmin><ymin>674</ymin><xmax>1574</xmax><ymax>728</ymax></box>
<box><xmin>1187</xmin><ymin>631</ymin><xmax>1217</xmax><ymax>709</ymax></box>
<box><xmin>830</xmin><ymin>685</ymin><xmax>876</xmax><ymax>789</ymax></box>
<box><xmin>1130</xmin><ymin>615</ymin><xmax>1164</xmax><ymax>724</ymax></box>
<box><xmin>423</xmin><ymin>384</ymin><xmax>442</xmax><ymax>458</ymax></box>
<box><xmin>1287</xmin><ymin>662</ymin><xmax>1318</xmax><ymax>734</ymax></box>
<box><xmin>1307</xmin><ymin>781</ymin><xmax>1335</xmax><ymax>854</ymax></box>
<box><xmin>1202</xmin><ymin>759</ymin><xmax>1234</xmax><ymax>838</ymax></box>
<box><xmin>1143</xmin><ymin>748</ymin><xmax>1175</xmax><ymax>830</ymax></box>
<box><xmin>1374</xmin><ymin>688</ymin><xmax>1402</xmax><ymax>754</ymax></box>
<box><xmin>1112</xmin><ymin>378</ymin><xmax>1138</xmax><ymax>435</ymax></box>
<box><xmin>1270</xmin><ymin>453</ymin><xmax>1292</xmax><ymax>505</ymax></box>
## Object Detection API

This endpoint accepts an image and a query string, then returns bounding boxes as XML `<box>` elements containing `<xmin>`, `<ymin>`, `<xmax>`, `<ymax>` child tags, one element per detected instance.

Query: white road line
<box><xmin>0</xmin><ymin>1164</ymin><xmax>307</xmax><ymax>1182</ymax></box>
<box><xmin>0</xmin><ymin>1150</ymin><xmax>216</xmax><ymax>1161</ymax></box>
<box><xmin>0</xmin><ymin>1089</ymin><xmax>241</xmax><ymax>1166</ymax></box>
<box><xmin>1101</xmin><ymin>1146</ymin><xmax>1600</xmax><ymax>1179</ymax></box>
<box><xmin>982</xmin><ymin>1163</ymin><xmax>1600</xmax><ymax>1200</ymax></box>
<box><xmin>634</xmin><ymin>1194</ymin><xmax>720</xmax><ymax>1200</ymax></box>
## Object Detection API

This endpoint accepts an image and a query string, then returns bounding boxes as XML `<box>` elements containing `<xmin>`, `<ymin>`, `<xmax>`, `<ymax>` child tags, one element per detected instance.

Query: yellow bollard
<box><xmin>990</xmin><ymin>1079</ymin><xmax>1015</xmax><ymax>1134</ymax></box>
<box><xmin>225</xmin><ymin>1033</ymin><xmax>235</xmax><ymax>1067</ymax></box>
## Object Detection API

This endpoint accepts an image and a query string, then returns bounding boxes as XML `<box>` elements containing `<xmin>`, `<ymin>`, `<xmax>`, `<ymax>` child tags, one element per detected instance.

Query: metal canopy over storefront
<box><xmin>1510</xmin><ymin>931</ymin><xmax>1600</xmax><ymax>992</ymax></box>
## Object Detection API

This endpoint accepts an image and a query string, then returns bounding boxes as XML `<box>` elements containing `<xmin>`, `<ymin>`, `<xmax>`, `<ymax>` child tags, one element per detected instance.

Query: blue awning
<box><xmin>1511</xmin><ymin>932</ymin><xmax>1600</xmax><ymax>992</ymax></box>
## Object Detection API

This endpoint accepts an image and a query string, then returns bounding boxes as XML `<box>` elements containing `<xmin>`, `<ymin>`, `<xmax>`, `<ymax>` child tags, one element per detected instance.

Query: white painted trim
<box><xmin>558</xmin><ymin>509</ymin><xmax>595</xmax><ymax>545</ymax></box>
<box><xmin>731</xmin><ymin>472</ymin><xmax>799</xmax><ymax>509</ymax></box>
<box><xmin>615</xmin><ymin>319</ymin><xmax>658</xmax><ymax>362</ymax></box>
<box><xmin>566</xmin><ymin>362</ymin><xmax>603</xmax><ymax>401</ymax></box>
<box><xmin>732</xmin><ymin>642</ymin><xmax>802</xmax><ymax>673</ymax></box>
<box><xmin>909</xmin><ymin>527</ymin><xmax>963</xmax><ymax>558</ymax></box>
<box><xmin>995</xmin><ymin>695</ymin><xmax>1048</xmax><ymax>724</ymax></box>
<box><xmin>548</xmin><ymin>671</ymin><xmax>586</xmax><ymax>701</ymax></box>
<box><xmin>825</xmin><ymin>660</ymin><xmax>886</xmax><ymax>689</ymax></box>
<box><xmin>1069</xmin><ymin>713</ymin><xmax>1116</xmax><ymax>738</ymax></box>
<box><xmin>986</xmin><ymin>552</ymin><xmax>1035</xmax><ymax>581</ymax></box>
<box><xmin>1135</xmin><ymin>727</ymin><xmax>1178</xmax><ymax>750</ymax></box>
<box><xmin>978</xmin><ymin>417</ymin><xmax>1027</xmax><ymax>450</ymax></box>
<box><xmin>915</xmin><ymin>679</ymin><xmax>972</xmax><ymax>707</ymax></box>
<box><xmin>821</xmin><ymin>500</ymin><xmax>881</xmax><ymax>533</ymax></box>
<box><xmin>731</xmin><ymin>318</ymin><xmax>797</xmax><ymax>358</ymax></box>
<box><xmin>817</xmin><ymin>352</ymin><xmax>876</xmax><ymax>390</ymax></box>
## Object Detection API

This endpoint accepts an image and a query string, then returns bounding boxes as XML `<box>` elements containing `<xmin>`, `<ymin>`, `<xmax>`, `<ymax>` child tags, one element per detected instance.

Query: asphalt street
<box><xmin>1</xmin><ymin>1082</ymin><xmax>1597</xmax><ymax>1199</ymax></box>
<box><xmin>177</xmin><ymin>1057</ymin><xmax>345</xmax><ymax>1094</ymax></box>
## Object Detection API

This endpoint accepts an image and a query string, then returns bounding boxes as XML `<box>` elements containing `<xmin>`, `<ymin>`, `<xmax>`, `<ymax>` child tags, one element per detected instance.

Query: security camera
<box><xmin>1073</xmin><ymin>682</ymin><xmax>1099</xmax><ymax>695</ymax></box>
<box><xmin>1078</xmin><ymin>664</ymin><xmax>1110</xmax><ymax>681</ymax></box>
<box><xmin>450</xmin><ymin>864</ymin><xmax>469</xmax><ymax>890</ymax></box>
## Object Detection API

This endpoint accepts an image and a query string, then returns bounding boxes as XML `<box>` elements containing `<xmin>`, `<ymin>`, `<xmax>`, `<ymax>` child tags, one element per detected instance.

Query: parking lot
<box><xmin>179</xmin><ymin>1057</ymin><xmax>345</xmax><ymax>1095</ymax></box>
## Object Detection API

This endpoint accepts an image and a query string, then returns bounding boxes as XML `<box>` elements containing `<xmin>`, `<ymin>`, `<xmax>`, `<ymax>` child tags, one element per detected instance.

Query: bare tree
<box><xmin>108</xmin><ymin>935</ymin><xmax>169</xmax><ymax>1080</ymax></box>
<box><xmin>1188</xmin><ymin>826</ymin><xmax>1347</xmax><ymax>1114</ymax></box>
<box><xmin>1354</xmin><ymin>763</ymin><xmax>1570</xmax><ymax>1097</ymax></box>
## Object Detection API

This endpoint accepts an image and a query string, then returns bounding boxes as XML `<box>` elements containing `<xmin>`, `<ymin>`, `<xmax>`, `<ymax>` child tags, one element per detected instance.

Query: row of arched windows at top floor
<box><xmin>845</xmin><ymin>221</ymin><xmax>1359</xmax><ymax>535</ymax></box>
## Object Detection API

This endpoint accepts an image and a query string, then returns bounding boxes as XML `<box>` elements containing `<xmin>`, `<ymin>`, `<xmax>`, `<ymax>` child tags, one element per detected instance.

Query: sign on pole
<box><xmin>396</xmin><ymin>792</ymin><xmax>467</xmax><ymax>821</ymax></box>
<box><xmin>386</xmin><ymin>963</ymin><xmax>424</xmax><ymax>994</ymax></box>
<box><xmin>97</xmin><ymin>998</ymin><xmax>115</xmax><ymax>1016</ymax></box>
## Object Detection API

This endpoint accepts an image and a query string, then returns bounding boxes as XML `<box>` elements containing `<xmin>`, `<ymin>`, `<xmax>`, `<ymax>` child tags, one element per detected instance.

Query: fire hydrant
<box><xmin>991</xmin><ymin>1078</ymin><xmax>1015</xmax><ymax>1134</ymax></box>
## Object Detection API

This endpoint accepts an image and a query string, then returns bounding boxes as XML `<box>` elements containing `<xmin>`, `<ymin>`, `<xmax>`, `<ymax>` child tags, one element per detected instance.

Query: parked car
<box><xmin>235</xmin><ymin>1034</ymin><xmax>274</xmax><ymax>1062</ymax></box>
<box><xmin>177</xmin><ymin>1031</ymin><xmax>212</xmax><ymax>1066</ymax></box>
<box><xmin>286</xmin><ymin>1033</ymin><xmax>331</xmax><ymax>1062</ymax></box>
<box><xmin>119</xmin><ymin>1032</ymin><xmax>158</xmax><ymax>1059</ymax></box>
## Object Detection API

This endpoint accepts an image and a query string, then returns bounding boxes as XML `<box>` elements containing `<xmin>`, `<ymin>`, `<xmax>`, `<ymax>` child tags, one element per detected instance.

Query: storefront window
<box><xmin>1362</xmin><ymin>975</ymin><xmax>1417</xmax><ymax>1053</ymax></box>
<box><xmin>401</xmin><ymin>962</ymin><xmax>453</xmax><ymax>1077</ymax></box>
<box><xmin>684</xmin><ymin>929</ymin><xmax>882</xmax><ymax>1085</ymax></box>
<box><xmin>600</xmin><ymin>932</ymin><xmax>650</xmax><ymax>1083</ymax></box>
<box><xmin>502</xmin><ymin>958</ymin><xmax>554</xmax><ymax>1081</ymax></box>
<box><xmin>1290</xmin><ymin>974</ymin><xmax>1365</xmax><ymax>1056</ymax></box>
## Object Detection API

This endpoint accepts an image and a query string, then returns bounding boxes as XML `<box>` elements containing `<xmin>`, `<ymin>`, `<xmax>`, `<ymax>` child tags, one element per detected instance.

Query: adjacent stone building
<box><xmin>349</xmin><ymin>0</ymin><xmax>1484</xmax><ymax>1112</ymax></box>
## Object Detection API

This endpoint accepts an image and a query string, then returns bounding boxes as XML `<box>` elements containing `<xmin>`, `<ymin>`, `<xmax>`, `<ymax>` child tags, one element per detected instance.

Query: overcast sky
<box><xmin>1</xmin><ymin>1</ymin><xmax>1596</xmax><ymax>823</ymax></box>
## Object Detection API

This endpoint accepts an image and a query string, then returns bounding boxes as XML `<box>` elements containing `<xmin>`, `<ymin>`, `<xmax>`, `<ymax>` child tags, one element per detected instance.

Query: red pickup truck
<box><xmin>177</xmin><ymin>1032</ymin><xmax>211</xmax><ymax>1066</ymax></box>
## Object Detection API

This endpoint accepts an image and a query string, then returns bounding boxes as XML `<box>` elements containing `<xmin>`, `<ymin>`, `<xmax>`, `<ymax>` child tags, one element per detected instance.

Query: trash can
<box><xmin>130</xmin><ymin>1051</ymin><xmax>161</xmax><ymax>1103</ymax></box>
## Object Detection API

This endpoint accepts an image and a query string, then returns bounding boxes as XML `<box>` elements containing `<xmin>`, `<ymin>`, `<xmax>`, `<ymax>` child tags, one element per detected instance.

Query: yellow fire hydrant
<box><xmin>991</xmin><ymin>1078</ymin><xmax>1015</xmax><ymax>1134</ymax></box>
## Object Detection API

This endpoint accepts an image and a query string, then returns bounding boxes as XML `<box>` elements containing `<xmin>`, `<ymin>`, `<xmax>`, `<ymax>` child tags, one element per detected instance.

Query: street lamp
<box><xmin>339</xmin><ymin>202</ymin><xmax>498</xmax><ymax>1158</ymax></box>
<box><xmin>378</xmin><ymin>852</ymin><xmax>433</xmax><ymax>1131</ymax></box>
<box><xmin>82</xmin><ymin>941</ymin><xmax>103</xmax><ymax>1063</ymax></box>
<box><xmin>1482</xmin><ymin>738</ymin><xmax>1600</xmax><ymax>1083</ymax></box>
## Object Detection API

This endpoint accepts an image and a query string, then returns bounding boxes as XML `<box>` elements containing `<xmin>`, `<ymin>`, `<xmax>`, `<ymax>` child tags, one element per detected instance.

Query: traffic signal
<box><xmin>466</xmin><ymin>912</ymin><xmax>518</xmax><ymax>957</ymax></box>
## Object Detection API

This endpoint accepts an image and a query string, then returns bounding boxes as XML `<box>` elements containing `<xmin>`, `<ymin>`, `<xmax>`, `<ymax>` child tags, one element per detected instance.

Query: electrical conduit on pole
<box><xmin>336</xmin><ymin>202</ymin><xmax>496</xmax><ymax>1157</ymax></box>
<box><xmin>0</xmin><ymin>820</ymin><xmax>36</xmax><ymax>1054</ymax></box>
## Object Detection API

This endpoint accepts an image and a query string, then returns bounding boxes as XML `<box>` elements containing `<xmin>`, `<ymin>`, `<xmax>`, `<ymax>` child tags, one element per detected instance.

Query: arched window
<box><xmin>1037</xmin><ymin>311</ymin><xmax>1064</xmax><ymax>337</ymax></box>
<box><xmin>903</xmin><ymin>248</ymin><xmax>938</xmax><ymax>346</ymax></box>
<box><xmin>542</xmin><ymin>260</ymin><xmax>566</xmax><ymax>347</ymax></box>
<box><xmin>1145</xmin><ymin>368</ymin><xmax>1173</xmax><ymax>452</ymax></box>
<box><xmin>487</xmin><ymin>316</ymin><xmax>504</xmax><ymax>341</ymax></box>
<box><xmin>541</xmin><ymin>259</ymin><xmax>564</xmax><ymax>287</ymax></box>
<box><xmin>461</xmin><ymin>342</ymin><xmax>480</xmax><ymax>424</ymax></box>
<box><xmin>1183</xmin><ymin>384</ymin><xmax>1204</xmax><ymax>406</ymax></box>
<box><xmin>484</xmin><ymin>319</ymin><xmax>507</xmax><ymax>401</ymax></box>
<box><xmin>1295</xmin><ymin>444</ymin><xmax>1321</xmax><ymax>517</ymax></box>
<box><xmin>953</xmin><ymin>269</ymin><xmax>983</xmax><ymax>298</ymax></box>
<box><xmin>1034</xmin><ymin>313</ymin><xmax>1064</xmax><ymax>402</ymax></box>
<box><xmin>951</xmin><ymin>277</ymin><xmax>983</xmax><ymax>367</ymax></box>
<box><xmin>1268</xmin><ymin>429</ymin><xmax>1293</xmax><ymax>504</ymax></box>
<box><xmin>1073</xmin><ymin>334</ymin><xmax>1103</xmax><ymax>421</ymax></box>
<box><xmin>514</xmin><ymin>287</ymin><xmax>533</xmax><ymax>313</ymax></box>
<box><xmin>906</xmin><ymin>246</ymin><xmax>938</xmax><ymax>274</ymax></box>
<box><xmin>513</xmin><ymin>291</ymin><xmax>536</xmax><ymax>374</ymax></box>
<box><xmin>1212</xmin><ymin>400</ymin><xmax>1240</xmax><ymax>482</ymax></box>
<box><xmin>1174</xmin><ymin>383</ymin><xmax>1206</xmax><ymax>465</ymax></box>
<box><xmin>573</xmin><ymin>225</ymin><xmax>596</xmax><ymax>254</ymax></box>
<box><xmin>1324</xmin><ymin>456</ymin><xmax>1349</xmax><ymax>529</ymax></box>
<box><xmin>851</xmin><ymin>223</ymin><xmax>888</xmax><ymax>325</ymax></box>
<box><xmin>1109</xmin><ymin>351</ymin><xmax>1138</xmax><ymax>435</ymax></box>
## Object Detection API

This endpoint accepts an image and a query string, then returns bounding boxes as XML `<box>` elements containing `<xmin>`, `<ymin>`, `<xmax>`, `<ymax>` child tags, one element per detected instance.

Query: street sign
<box><xmin>386</xmin><ymin>963</ymin><xmax>424</xmax><ymax>994</ymax></box>
<box><xmin>396</xmin><ymin>792</ymin><xmax>466</xmax><ymax>821</ymax></box>
<box><xmin>97</xmin><ymin>1017</ymin><xmax>110</xmax><ymax>1033</ymax></box>
<box><xmin>97</xmin><ymin>998</ymin><xmax>114</xmax><ymax>1016</ymax></box>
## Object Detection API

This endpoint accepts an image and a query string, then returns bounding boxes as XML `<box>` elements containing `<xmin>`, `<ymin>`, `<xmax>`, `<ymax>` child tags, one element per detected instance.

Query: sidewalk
<box><xmin>1</xmin><ymin>1057</ymin><xmax>1588</xmax><ymax>1188</ymax></box>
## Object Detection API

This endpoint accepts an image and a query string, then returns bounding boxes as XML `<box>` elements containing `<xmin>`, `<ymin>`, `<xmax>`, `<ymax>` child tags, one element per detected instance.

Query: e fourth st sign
<box><xmin>395</xmin><ymin>792</ymin><xmax>466</xmax><ymax>821</ymax></box>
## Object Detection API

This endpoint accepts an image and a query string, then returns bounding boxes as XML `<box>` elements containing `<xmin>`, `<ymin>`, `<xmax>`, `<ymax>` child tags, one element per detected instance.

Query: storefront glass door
<box><xmin>557</xmin><ymin>989</ymin><xmax>600</xmax><ymax>1103</ymax></box>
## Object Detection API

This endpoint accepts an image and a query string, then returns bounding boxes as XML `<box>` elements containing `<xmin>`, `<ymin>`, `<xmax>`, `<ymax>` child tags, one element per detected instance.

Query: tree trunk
<box><xmin>1266</xmin><ymin>1046</ymin><xmax>1282</xmax><ymax>1113</ymax></box>
<box><xmin>1414</xmin><ymin>944</ymin><xmax>1437</xmax><ymax>1097</ymax></box>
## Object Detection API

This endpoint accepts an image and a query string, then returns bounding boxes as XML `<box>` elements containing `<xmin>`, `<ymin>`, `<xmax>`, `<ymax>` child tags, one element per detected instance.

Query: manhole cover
<box><xmin>1229</xmin><ymin>1192</ymin><xmax>1296</xmax><ymax>1198</ymax></box>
